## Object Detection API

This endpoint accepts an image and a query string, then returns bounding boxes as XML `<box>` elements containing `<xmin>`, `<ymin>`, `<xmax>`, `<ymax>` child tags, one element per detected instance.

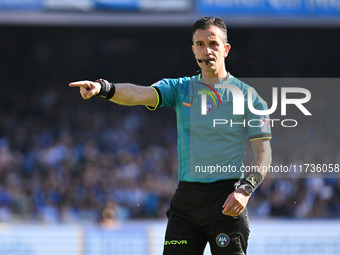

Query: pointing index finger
<box><xmin>69</xmin><ymin>81</ymin><xmax>91</xmax><ymax>89</ymax></box>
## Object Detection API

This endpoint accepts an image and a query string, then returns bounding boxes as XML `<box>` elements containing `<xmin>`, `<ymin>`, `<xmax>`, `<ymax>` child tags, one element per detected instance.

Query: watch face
<box><xmin>237</xmin><ymin>184</ymin><xmax>253</xmax><ymax>195</ymax></box>
<box><xmin>245</xmin><ymin>185</ymin><xmax>253</xmax><ymax>195</ymax></box>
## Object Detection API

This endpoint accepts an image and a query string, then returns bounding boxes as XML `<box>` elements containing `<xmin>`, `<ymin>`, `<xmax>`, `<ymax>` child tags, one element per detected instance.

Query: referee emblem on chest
<box><xmin>216</xmin><ymin>233</ymin><xmax>230</xmax><ymax>247</ymax></box>
<box><xmin>206</xmin><ymin>100</ymin><xmax>215</xmax><ymax>113</ymax></box>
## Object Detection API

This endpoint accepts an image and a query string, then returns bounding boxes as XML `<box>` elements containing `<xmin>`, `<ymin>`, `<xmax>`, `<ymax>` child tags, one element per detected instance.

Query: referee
<box><xmin>70</xmin><ymin>17</ymin><xmax>272</xmax><ymax>255</ymax></box>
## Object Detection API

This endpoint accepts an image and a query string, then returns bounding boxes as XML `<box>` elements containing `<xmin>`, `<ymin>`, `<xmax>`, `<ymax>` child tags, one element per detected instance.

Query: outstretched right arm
<box><xmin>69</xmin><ymin>80</ymin><xmax>158</xmax><ymax>108</ymax></box>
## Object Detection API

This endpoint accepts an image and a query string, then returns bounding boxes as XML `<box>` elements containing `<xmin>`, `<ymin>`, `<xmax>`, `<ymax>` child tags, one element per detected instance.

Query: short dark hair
<box><xmin>192</xmin><ymin>17</ymin><xmax>228</xmax><ymax>43</ymax></box>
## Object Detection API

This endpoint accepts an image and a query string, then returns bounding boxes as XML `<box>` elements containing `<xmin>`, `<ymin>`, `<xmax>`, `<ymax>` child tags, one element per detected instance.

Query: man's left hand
<box><xmin>222</xmin><ymin>188</ymin><xmax>250</xmax><ymax>217</ymax></box>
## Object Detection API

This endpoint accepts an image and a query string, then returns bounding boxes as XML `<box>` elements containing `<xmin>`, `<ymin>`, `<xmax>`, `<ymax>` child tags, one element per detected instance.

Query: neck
<box><xmin>201</xmin><ymin>68</ymin><xmax>229</xmax><ymax>85</ymax></box>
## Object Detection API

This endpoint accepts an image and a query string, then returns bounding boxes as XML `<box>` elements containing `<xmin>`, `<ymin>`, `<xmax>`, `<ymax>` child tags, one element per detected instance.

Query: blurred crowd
<box><xmin>0</xmin><ymin>105</ymin><xmax>178</xmax><ymax>222</ymax></box>
<box><xmin>0</xmin><ymin>26</ymin><xmax>339</xmax><ymax>223</ymax></box>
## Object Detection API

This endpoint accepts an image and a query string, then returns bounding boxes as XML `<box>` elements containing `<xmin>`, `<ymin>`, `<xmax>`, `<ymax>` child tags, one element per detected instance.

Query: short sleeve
<box><xmin>245</xmin><ymin>88</ymin><xmax>272</xmax><ymax>141</ymax></box>
<box><xmin>146</xmin><ymin>78</ymin><xmax>178</xmax><ymax>110</ymax></box>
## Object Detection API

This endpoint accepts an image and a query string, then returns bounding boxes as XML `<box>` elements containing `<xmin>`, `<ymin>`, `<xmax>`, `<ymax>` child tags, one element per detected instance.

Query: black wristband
<box><xmin>95</xmin><ymin>78</ymin><xmax>115</xmax><ymax>99</ymax></box>
<box><xmin>241</xmin><ymin>170</ymin><xmax>263</xmax><ymax>190</ymax></box>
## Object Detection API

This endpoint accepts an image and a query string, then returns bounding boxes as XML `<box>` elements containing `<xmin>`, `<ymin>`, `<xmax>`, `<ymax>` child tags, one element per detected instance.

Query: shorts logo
<box><xmin>216</xmin><ymin>233</ymin><xmax>230</xmax><ymax>247</ymax></box>
<box><xmin>164</xmin><ymin>240</ymin><xmax>187</xmax><ymax>245</ymax></box>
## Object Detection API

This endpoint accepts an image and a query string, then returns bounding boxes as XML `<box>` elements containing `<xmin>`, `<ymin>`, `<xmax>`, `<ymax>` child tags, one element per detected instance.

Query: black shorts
<box><xmin>163</xmin><ymin>180</ymin><xmax>250</xmax><ymax>255</ymax></box>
